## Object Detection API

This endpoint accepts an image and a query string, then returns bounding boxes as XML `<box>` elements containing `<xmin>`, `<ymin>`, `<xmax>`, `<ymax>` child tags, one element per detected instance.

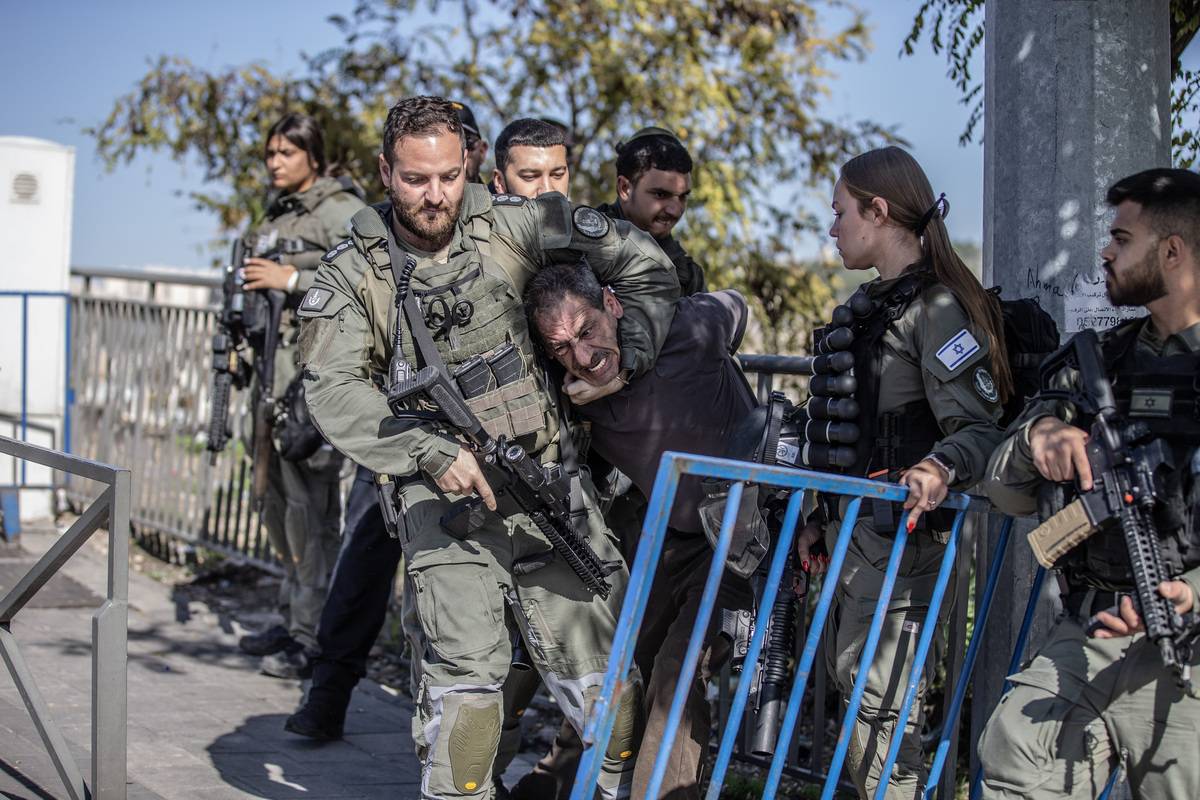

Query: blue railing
<box><xmin>0</xmin><ymin>291</ymin><xmax>72</xmax><ymax>509</ymax></box>
<box><xmin>571</xmin><ymin>452</ymin><xmax>1018</xmax><ymax>799</ymax></box>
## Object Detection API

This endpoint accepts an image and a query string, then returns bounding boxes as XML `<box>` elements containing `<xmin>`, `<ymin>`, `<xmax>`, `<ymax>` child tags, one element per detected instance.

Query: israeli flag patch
<box><xmin>935</xmin><ymin>328</ymin><xmax>980</xmax><ymax>372</ymax></box>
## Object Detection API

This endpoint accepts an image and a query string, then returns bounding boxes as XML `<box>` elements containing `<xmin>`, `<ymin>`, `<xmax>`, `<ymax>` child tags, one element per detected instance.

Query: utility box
<box><xmin>0</xmin><ymin>137</ymin><xmax>75</xmax><ymax>519</ymax></box>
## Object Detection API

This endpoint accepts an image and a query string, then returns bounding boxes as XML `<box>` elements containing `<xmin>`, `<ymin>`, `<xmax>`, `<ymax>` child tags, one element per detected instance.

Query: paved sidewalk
<box><xmin>0</xmin><ymin>522</ymin><xmax>427</xmax><ymax>799</ymax></box>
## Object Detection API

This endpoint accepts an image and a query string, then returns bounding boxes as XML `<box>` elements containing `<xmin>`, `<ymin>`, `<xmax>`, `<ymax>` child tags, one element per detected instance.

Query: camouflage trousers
<box><xmin>396</xmin><ymin>477</ymin><xmax>642</xmax><ymax>800</ymax></box>
<box><xmin>823</xmin><ymin>518</ymin><xmax>953</xmax><ymax>800</ymax></box>
<box><xmin>262</xmin><ymin>447</ymin><xmax>343</xmax><ymax>649</ymax></box>
<box><xmin>979</xmin><ymin>603</ymin><xmax>1200</xmax><ymax>799</ymax></box>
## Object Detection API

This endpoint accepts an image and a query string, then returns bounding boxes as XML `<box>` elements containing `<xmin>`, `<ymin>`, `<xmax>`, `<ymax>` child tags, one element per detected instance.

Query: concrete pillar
<box><xmin>976</xmin><ymin>0</ymin><xmax>1171</xmax><ymax>781</ymax></box>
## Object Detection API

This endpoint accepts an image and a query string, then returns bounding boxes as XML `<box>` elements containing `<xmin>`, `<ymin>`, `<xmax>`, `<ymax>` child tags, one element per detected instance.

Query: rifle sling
<box><xmin>551</xmin><ymin>380</ymin><xmax>588</xmax><ymax>532</ymax></box>
<box><xmin>389</xmin><ymin>233</ymin><xmax>586</xmax><ymax>532</ymax></box>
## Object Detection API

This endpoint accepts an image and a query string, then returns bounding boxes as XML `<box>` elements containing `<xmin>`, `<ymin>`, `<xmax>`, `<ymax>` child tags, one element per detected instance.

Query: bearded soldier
<box><xmin>297</xmin><ymin>96</ymin><xmax>679</xmax><ymax>800</ymax></box>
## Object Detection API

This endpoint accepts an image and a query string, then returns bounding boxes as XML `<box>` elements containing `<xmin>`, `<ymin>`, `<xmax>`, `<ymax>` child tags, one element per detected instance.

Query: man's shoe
<box><xmin>238</xmin><ymin>624</ymin><xmax>292</xmax><ymax>656</ymax></box>
<box><xmin>284</xmin><ymin>702</ymin><xmax>345</xmax><ymax>741</ymax></box>
<box><xmin>260</xmin><ymin>644</ymin><xmax>314</xmax><ymax>680</ymax></box>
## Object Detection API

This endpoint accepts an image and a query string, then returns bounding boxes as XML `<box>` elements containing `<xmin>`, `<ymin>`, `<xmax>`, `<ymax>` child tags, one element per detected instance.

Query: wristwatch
<box><xmin>924</xmin><ymin>452</ymin><xmax>957</xmax><ymax>485</ymax></box>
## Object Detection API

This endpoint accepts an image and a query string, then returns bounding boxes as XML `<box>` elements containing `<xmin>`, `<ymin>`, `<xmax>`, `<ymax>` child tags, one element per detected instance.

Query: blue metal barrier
<box><xmin>0</xmin><ymin>290</ymin><xmax>73</xmax><ymax>481</ymax></box>
<box><xmin>571</xmin><ymin>451</ymin><xmax>1009</xmax><ymax>800</ymax></box>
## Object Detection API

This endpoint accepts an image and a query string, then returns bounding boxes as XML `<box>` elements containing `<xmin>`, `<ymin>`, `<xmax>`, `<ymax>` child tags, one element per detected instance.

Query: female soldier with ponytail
<box><xmin>234</xmin><ymin>113</ymin><xmax>367</xmax><ymax>678</ymax></box>
<box><xmin>796</xmin><ymin>146</ymin><xmax>1008</xmax><ymax>798</ymax></box>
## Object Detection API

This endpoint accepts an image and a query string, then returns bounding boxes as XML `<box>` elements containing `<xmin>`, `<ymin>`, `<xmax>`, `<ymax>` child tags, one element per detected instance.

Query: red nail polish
<box><xmin>801</xmin><ymin>560</ymin><xmax>809</xmax><ymax>572</ymax></box>
<box><xmin>907</xmin><ymin>520</ymin><xmax>916</xmax><ymax>533</ymax></box>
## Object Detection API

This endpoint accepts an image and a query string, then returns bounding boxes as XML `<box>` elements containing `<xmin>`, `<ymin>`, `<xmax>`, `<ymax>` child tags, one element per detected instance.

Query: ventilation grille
<box><xmin>11</xmin><ymin>172</ymin><xmax>39</xmax><ymax>204</ymax></box>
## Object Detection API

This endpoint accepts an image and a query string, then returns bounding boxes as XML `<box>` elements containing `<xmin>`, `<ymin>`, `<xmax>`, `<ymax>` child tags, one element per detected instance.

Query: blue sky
<box><xmin>2</xmin><ymin>2</ymin><xmax>1194</xmax><ymax>270</ymax></box>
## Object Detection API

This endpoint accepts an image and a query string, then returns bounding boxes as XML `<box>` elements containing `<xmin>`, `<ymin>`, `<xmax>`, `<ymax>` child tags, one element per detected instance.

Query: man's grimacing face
<box><xmin>534</xmin><ymin>290</ymin><xmax>624</xmax><ymax>387</ymax></box>
<box><xmin>378</xmin><ymin>131</ymin><xmax>467</xmax><ymax>250</ymax></box>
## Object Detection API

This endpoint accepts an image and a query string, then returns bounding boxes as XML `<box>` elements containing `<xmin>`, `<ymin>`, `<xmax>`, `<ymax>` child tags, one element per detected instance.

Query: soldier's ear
<box><xmin>1161</xmin><ymin>233</ymin><xmax>1188</xmax><ymax>274</ymax></box>
<box><xmin>617</xmin><ymin>175</ymin><xmax>633</xmax><ymax>203</ymax></box>
<box><xmin>867</xmin><ymin>196</ymin><xmax>890</xmax><ymax>226</ymax></box>
<box><xmin>494</xmin><ymin>169</ymin><xmax>508</xmax><ymax>194</ymax></box>
<box><xmin>378</xmin><ymin>152</ymin><xmax>392</xmax><ymax>188</ymax></box>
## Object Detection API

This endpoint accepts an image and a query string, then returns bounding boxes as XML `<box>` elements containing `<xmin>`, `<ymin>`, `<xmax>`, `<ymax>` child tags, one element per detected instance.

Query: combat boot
<box><xmin>284</xmin><ymin>696</ymin><xmax>346</xmax><ymax>741</ymax></box>
<box><xmin>238</xmin><ymin>624</ymin><xmax>293</xmax><ymax>656</ymax></box>
<box><xmin>260</xmin><ymin>642</ymin><xmax>315</xmax><ymax>680</ymax></box>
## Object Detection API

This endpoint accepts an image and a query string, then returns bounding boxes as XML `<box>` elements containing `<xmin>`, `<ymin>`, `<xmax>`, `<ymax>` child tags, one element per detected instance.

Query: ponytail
<box><xmin>840</xmin><ymin>147</ymin><xmax>1012</xmax><ymax>403</ymax></box>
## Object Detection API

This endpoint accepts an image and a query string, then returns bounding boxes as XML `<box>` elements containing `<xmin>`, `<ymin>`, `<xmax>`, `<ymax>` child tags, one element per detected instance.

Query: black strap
<box><xmin>551</xmin><ymin>382</ymin><xmax>589</xmax><ymax>530</ymax></box>
<box><xmin>383</xmin><ymin>225</ymin><xmax>450</xmax><ymax>377</ymax></box>
<box><xmin>405</xmin><ymin>292</ymin><xmax>449</xmax><ymax>375</ymax></box>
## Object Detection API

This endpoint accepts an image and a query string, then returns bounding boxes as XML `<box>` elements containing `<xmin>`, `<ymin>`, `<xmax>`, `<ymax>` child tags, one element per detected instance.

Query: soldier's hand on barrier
<box><xmin>795</xmin><ymin>523</ymin><xmax>829</xmax><ymax>574</ymax></box>
<box><xmin>1091</xmin><ymin>582</ymin><xmax>1196</xmax><ymax>639</ymax></box>
<box><xmin>243</xmin><ymin>258</ymin><xmax>297</xmax><ymax>291</ymax></box>
<box><xmin>563</xmin><ymin>370</ymin><xmax>628</xmax><ymax>405</ymax></box>
<box><xmin>435</xmin><ymin>447</ymin><xmax>497</xmax><ymax>511</ymax></box>
<box><xmin>900</xmin><ymin>459</ymin><xmax>949</xmax><ymax>533</ymax></box>
<box><xmin>1029</xmin><ymin>415</ymin><xmax>1093</xmax><ymax>490</ymax></box>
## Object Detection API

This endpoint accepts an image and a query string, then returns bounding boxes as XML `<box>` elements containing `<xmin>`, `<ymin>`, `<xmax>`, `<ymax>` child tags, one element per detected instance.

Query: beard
<box><xmin>388</xmin><ymin>186</ymin><xmax>462</xmax><ymax>252</ymax></box>
<box><xmin>1105</xmin><ymin>248</ymin><xmax>1167</xmax><ymax>307</ymax></box>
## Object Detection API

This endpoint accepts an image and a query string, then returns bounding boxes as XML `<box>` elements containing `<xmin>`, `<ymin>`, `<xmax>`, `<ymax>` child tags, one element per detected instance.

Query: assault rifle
<box><xmin>387</xmin><ymin>364</ymin><xmax>620</xmax><ymax>599</ymax></box>
<box><xmin>1035</xmin><ymin>329</ymin><xmax>1199</xmax><ymax>689</ymax></box>
<box><xmin>205</xmin><ymin>238</ymin><xmax>286</xmax><ymax>509</ymax></box>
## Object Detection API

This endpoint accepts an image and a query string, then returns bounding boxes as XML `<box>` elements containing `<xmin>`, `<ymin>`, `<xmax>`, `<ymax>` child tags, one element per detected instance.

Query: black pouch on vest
<box><xmin>274</xmin><ymin>372</ymin><xmax>325</xmax><ymax>462</ymax></box>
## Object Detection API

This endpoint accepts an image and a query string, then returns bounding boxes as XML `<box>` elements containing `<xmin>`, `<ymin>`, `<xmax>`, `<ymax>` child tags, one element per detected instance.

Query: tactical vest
<box><xmin>384</xmin><ymin>210</ymin><xmax>559</xmax><ymax>456</ymax></box>
<box><xmin>1061</xmin><ymin>320</ymin><xmax>1200</xmax><ymax>591</ymax></box>
<box><xmin>845</xmin><ymin>270</ymin><xmax>943</xmax><ymax>479</ymax></box>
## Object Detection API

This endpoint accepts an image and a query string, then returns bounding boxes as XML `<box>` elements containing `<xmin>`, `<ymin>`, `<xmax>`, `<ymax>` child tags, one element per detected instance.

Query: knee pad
<box><xmin>604</xmin><ymin>679</ymin><xmax>645</xmax><ymax>763</ymax></box>
<box><xmin>447</xmin><ymin>694</ymin><xmax>502</xmax><ymax>794</ymax></box>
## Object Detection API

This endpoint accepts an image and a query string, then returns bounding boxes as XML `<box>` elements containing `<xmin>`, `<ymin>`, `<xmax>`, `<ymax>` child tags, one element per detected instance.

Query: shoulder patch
<box><xmin>300</xmin><ymin>287</ymin><xmax>334</xmax><ymax>313</ymax></box>
<box><xmin>973</xmin><ymin>367</ymin><xmax>999</xmax><ymax>403</ymax></box>
<box><xmin>492</xmin><ymin>193</ymin><xmax>526</xmax><ymax>206</ymax></box>
<box><xmin>935</xmin><ymin>328</ymin><xmax>981</xmax><ymax>373</ymax></box>
<box><xmin>323</xmin><ymin>239</ymin><xmax>353</xmax><ymax>261</ymax></box>
<box><xmin>573</xmin><ymin>206</ymin><xmax>610</xmax><ymax>239</ymax></box>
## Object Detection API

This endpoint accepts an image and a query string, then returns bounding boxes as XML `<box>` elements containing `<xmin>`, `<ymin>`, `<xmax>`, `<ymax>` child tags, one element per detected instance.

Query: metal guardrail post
<box><xmin>0</xmin><ymin>435</ymin><xmax>129</xmax><ymax>800</ymax></box>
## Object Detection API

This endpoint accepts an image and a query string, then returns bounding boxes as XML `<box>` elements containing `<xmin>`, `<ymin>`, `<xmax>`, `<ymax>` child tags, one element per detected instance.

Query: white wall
<box><xmin>0</xmin><ymin>137</ymin><xmax>75</xmax><ymax>516</ymax></box>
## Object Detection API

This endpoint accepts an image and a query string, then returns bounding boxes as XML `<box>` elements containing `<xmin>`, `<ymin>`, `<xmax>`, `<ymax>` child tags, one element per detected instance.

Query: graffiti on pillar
<box><xmin>1024</xmin><ymin>266</ymin><xmax>1145</xmax><ymax>333</ymax></box>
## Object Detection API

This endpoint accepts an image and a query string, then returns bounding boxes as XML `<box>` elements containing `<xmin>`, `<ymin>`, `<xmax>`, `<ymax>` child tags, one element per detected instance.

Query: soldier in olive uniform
<box><xmin>596</xmin><ymin>126</ymin><xmax>706</xmax><ymax>297</ymax></box>
<box><xmin>978</xmin><ymin>169</ymin><xmax>1200</xmax><ymax>800</ymax></box>
<box><xmin>236</xmin><ymin>113</ymin><xmax>367</xmax><ymax>678</ymax></box>
<box><xmin>297</xmin><ymin>96</ymin><xmax>679</xmax><ymax>800</ymax></box>
<box><xmin>795</xmin><ymin>147</ymin><xmax>1009</xmax><ymax>798</ymax></box>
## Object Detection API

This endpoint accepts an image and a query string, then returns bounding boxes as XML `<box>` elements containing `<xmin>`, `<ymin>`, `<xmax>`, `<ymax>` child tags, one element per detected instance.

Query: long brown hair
<box><xmin>840</xmin><ymin>146</ymin><xmax>1012</xmax><ymax>403</ymax></box>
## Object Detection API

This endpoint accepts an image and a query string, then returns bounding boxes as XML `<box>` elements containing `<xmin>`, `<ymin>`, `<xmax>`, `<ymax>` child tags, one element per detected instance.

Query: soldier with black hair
<box><xmin>978</xmin><ymin>168</ymin><xmax>1200</xmax><ymax>800</ymax></box>
<box><xmin>597</xmin><ymin>126</ymin><xmax>706</xmax><ymax>296</ymax></box>
<box><xmin>492</xmin><ymin>118</ymin><xmax>571</xmax><ymax>199</ymax></box>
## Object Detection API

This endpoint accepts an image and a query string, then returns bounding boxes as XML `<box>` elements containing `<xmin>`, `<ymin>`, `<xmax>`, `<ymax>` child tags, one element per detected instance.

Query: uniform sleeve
<box><xmin>491</xmin><ymin>195</ymin><xmax>681</xmax><ymax>378</ymax></box>
<box><xmin>914</xmin><ymin>288</ymin><xmax>1005</xmax><ymax>488</ymax></box>
<box><xmin>292</xmin><ymin>193</ymin><xmax>369</xmax><ymax>296</ymax></box>
<box><xmin>983</xmin><ymin>372</ymin><xmax>1079</xmax><ymax>516</ymax></box>
<box><xmin>298</xmin><ymin>258</ymin><xmax>461</xmax><ymax>480</ymax></box>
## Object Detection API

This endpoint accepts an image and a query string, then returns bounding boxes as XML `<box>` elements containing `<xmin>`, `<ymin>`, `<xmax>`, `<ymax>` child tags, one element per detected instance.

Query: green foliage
<box><xmin>91</xmin><ymin>0</ymin><xmax>898</xmax><ymax>349</ymax></box>
<box><xmin>902</xmin><ymin>0</ymin><xmax>1200</xmax><ymax>166</ymax></box>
